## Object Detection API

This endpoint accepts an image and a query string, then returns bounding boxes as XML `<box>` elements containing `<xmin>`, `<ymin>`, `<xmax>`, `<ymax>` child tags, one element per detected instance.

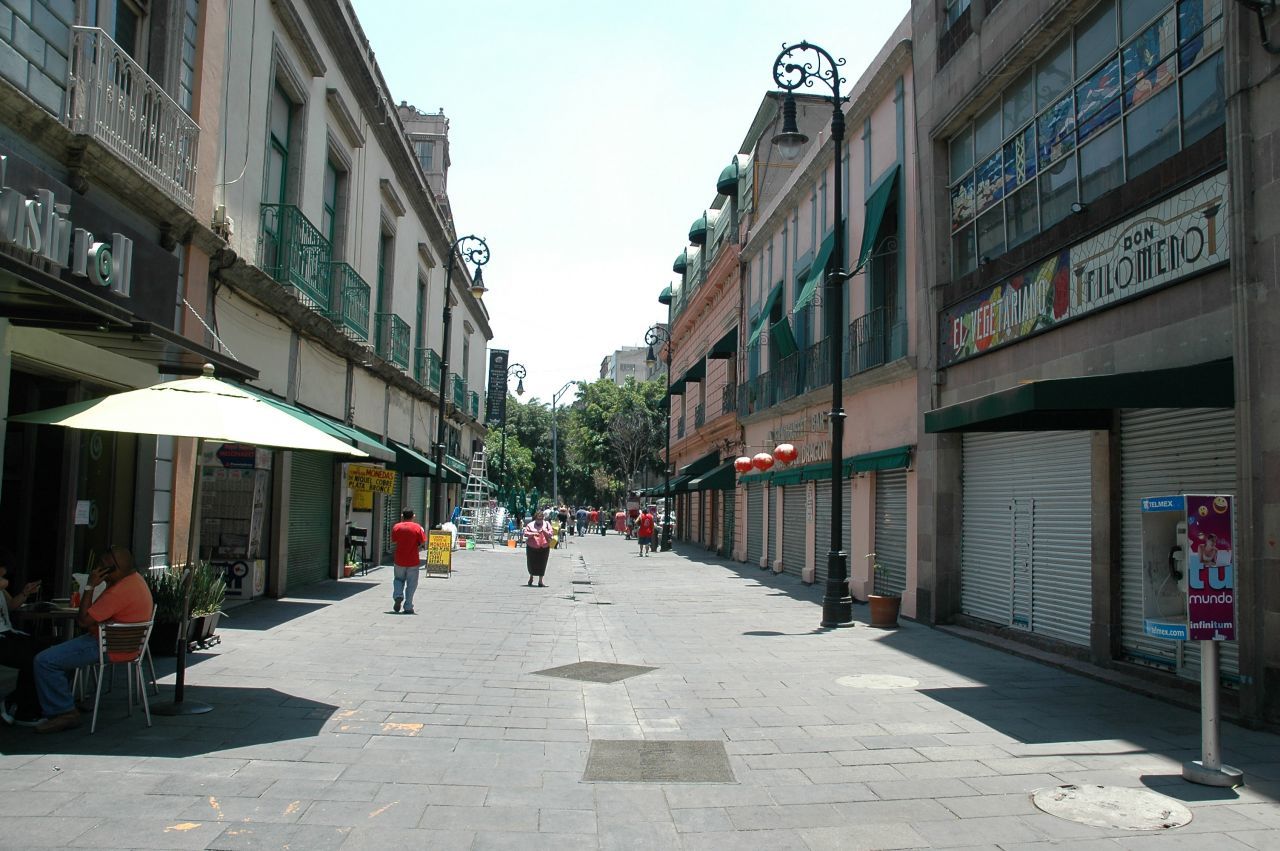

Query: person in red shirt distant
<box><xmin>390</xmin><ymin>509</ymin><xmax>427</xmax><ymax>615</ymax></box>
<box><xmin>636</xmin><ymin>507</ymin><xmax>656</xmax><ymax>557</ymax></box>
<box><xmin>32</xmin><ymin>545</ymin><xmax>153</xmax><ymax>733</ymax></box>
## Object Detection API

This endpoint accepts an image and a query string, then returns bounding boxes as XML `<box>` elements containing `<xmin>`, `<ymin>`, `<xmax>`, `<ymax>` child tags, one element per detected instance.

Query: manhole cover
<box><xmin>836</xmin><ymin>674</ymin><xmax>919</xmax><ymax>689</ymax></box>
<box><xmin>584</xmin><ymin>740</ymin><xmax>734</xmax><ymax>783</ymax></box>
<box><xmin>533</xmin><ymin>661</ymin><xmax>656</xmax><ymax>684</ymax></box>
<box><xmin>1031</xmin><ymin>785</ymin><xmax>1193</xmax><ymax>831</ymax></box>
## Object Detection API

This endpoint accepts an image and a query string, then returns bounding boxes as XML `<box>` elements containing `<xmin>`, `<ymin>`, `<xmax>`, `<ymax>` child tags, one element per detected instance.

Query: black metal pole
<box><xmin>663</xmin><ymin>328</ymin><xmax>672</xmax><ymax>550</ymax></box>
<box><xmin>431</xmin><ymin>258</ymin><xmax>456</xmax><ymax>530</ymax></box>
<box><xmin>773</xmin><ymin>41</ymin><xmax>852</xmax><ymax>628</ymax></box>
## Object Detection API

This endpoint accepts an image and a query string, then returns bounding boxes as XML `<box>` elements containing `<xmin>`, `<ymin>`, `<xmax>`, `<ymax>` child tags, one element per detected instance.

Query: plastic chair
<box><xmin>75</xmin><ymin>617</ymin><xmax>156</xmax><ymax>734</ymax></box>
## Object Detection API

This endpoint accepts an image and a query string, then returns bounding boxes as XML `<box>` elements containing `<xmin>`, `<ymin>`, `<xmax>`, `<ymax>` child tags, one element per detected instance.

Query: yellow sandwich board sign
<box><xmin>425</xmin><ymin>530</ymin><xmax>452</xmax><ymax>577</ymax></box>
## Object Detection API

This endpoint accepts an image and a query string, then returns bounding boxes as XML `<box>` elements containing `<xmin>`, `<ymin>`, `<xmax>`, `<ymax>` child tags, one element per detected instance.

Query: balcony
<box><xmin>415</xmin><ymin>349</ymin><xmax>443</xmax><ymax>391</ymax></box>
<box><xmin>66</xmin><ymin>27</ymin><xmax>199</xmax><ymax>211</ymax></box>
<box><xmin>260</xmin><ymin>204</ymin><xmax>332</xmax><ymax>311</ymax></box>
<box><xmin>452</xmin><ymin>374</ymin><xmax>465</xmax><ymax>407</ymax></box>
<box><xmin>468</xmin><ymin>391</ymin><xmax>480</xmax><ymax>420</ymax></box>
<box><xmin>847</xmin><ymin>307</ymin><xmax>908</xmax><ymax>376</ymax></box>
<box><xmin>677</xmin><ymin>416</ymin><xmax>685</xmax><ymax>439</ymax></box>
<box><xmin>694</xmin><ymin>403</ymin><xmax>705</xmax><ymax>428</ymax></box>
<box><xmin>375</xmin><ymin>313</ymin><xmax>410</xmax><ymax>370</ymax></box>
<box><xmin>721</xmin><ymin>382</ymin><xmax>737</xmax><ymax>416</ymax></box>
<box><xmin>326</xmin><ymin>262</ymin><xmax>370</xmax><ymax>343</ymax></box>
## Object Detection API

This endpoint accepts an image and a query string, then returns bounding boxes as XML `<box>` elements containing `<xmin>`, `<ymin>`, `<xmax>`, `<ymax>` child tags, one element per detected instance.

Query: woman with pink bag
<box><xmin>523</xmin><ymin>510</ymin><xmax>553</xmax><ymax>587</ymax></box>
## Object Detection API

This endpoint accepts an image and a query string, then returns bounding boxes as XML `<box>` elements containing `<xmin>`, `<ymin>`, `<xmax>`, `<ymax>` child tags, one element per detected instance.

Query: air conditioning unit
<box><xmin>211</xmin><ymin>205</ymin><xmax>234</xmax><ymax>240</ymax></box>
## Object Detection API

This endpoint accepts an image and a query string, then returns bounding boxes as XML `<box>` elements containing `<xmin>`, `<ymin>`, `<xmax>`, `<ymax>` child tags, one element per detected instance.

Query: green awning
<box><xmin>689</xmin><ymin>215</ymin><xmax>708</xmax><ymax>244</ymax></box>
<box><xmin>842</xmin><ymin>445</ymin><xmax>913</xmax><ymax>476</ymax></box>
<box><xmin>716</xmin><ymin>160</ymin><xmax>740</xmax><ymax>196</ymax></box>
<box><xmin>682</xmin><ymin>358</ymin><xmax>706</xmax><ymax>384</ymax></box>
<box><xmin>658</xmin><ymin>285</ymin><xmax>674</xmax><ymax>305</ymax></box>
<box><xmin>389</xmin><ymin>440</ymin><xmax>436</xmax><ymax>476</ymax></box>
<box><xmin>738</xmin><ymin>470</ymin><xmax>771</xmax><ymax>484</ymax></box>
<box><xmin>678</xmin><ymin>450</ymin><xmax>721</xmax><ymax>479</ymax></box>
<box><xmin>924</xmin><ymin>359</ymin><xmax>1233</xmax><ymax>434</ymax></box>
<box><xmin>708</xmin><ymin>326</ymin><xmax>737</xmax><ymax>359</ymax></box>
<box><xmin>855</xmin><ymin>165</ymin><xmax>899</xmax><ymax>272</ymax></box>
<box><xmin>747</xmin><ymin>283</ymin><xmax>784</xmax><ymax>347</ymax></box>
<box><xmin>770</xmin><ymin>317</ymin><xmax>798</xmax><ymax>358</ymax></box>
<box><xmin>672</xmin><ymin>252</ymin><xmax>687</xmax><ymax>274</ymax></box>
<box><xmin>688</xmin><ymin>458</ymin><xmax>737</xmax><ymax>491</ymax></box>
<box><xmin>237</xmin><ymin>385</ymin><xmax>395</xmax><ymax>462</ymax></box>
<box><xmin>668</xmin><ymin>378</ymin><xmax>686</xmax><ymax>396</ymax></box>
<box><xmin>793</xmin><ymin>227</ymin><xmax>838</xmax><ymax>314</ymax></box>
<box><xmin>666</xmin><ymin>474</ymin><xmax>691</xmax><ymax>493</ymax></box>
<box><xmin>770</xmin><ymin>464</ymin><xmax>806</xmax><ymax>486</ymax></box>
<box><xmin>436</xmin><ymin>454</ymin><xmax>469</xmax><ymax>483</ymax></box>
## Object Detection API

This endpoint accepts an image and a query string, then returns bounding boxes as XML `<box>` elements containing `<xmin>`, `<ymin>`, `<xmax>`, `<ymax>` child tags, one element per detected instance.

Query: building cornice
<box><xmin>270</xmin><ymin>0</ymin><xmax>327</xmax><ymax>77</ymax></box>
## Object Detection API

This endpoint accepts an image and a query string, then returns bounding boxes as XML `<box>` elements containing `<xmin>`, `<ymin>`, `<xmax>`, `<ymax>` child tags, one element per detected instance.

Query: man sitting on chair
<box><xmin>31</xmin><ymin>545</ymin><xmax>152</xmax><ymax>734</ymax></box>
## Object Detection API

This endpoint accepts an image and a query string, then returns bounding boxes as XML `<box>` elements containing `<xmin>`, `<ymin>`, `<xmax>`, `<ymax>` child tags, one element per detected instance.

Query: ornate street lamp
<box><xmin>645</xmin><ymin>320</ymin><xmax>673</xmax><ymax>551</ymax></box>
<box><xmin>771</xmin><ymin>41</ymin><xmax>853</xmax><ymax>628</ymax></box>
<box><xmin>550</xmin><ymin>380</ymin><xmax>577</xmax><ymax>508</ymax></box>
<box><xmin>498</xmin><ymin>362</ymin><xmax>526</xmax><ymax>498</ymax></box>
<box><xmin>431</xmin><ymin>234</ymin><xmax>489</xmax><ymax>529</ymax></box>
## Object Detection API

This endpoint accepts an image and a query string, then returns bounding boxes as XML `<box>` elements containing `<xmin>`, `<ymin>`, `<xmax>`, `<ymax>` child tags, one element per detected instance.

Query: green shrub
<box><xmin>144</xmin><ymin>561</ymin><xmax>226</xmax><ymax>621</ymax></box>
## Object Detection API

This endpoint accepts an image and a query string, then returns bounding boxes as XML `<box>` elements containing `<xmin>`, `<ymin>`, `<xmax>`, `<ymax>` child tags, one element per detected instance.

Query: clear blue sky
<box><xmin>353</xmin><ymin>0</ymin><xmax>911</xmax><ymax>404</ymax></box>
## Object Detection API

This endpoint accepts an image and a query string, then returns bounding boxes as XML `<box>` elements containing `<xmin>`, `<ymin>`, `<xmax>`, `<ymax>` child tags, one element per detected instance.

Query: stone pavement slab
<box><xmin>2</xmin><ymin>535</ymin><xmax>1279</xmax><ymax>848</ymax></box>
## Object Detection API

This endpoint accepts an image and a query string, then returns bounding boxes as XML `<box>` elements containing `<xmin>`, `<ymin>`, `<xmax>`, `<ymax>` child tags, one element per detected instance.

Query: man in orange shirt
<box><xmin>390</xmin><ymin>509</ymin><xmax>427</xmax><ymax>614</ymax></box>
<box><xmin>33</xmin><ymin>545</ymin><xmax>153</xmax><ymax>733</ymax></box>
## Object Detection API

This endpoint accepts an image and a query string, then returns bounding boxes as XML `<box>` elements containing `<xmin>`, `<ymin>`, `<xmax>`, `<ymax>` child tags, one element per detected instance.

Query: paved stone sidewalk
<box><xmin>2</xmin><ymin>533</ymin><xmax>1279</xmax><ymax>849</ymax></box>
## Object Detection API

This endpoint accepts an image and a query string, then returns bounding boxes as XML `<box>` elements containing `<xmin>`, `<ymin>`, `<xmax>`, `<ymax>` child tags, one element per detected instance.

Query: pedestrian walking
<box><xmin>575</xmin><ymin>505</ymin><xmax>588</xmax><ymax>536</ymax></box>
<box><xmin>524</xmin><ymin>510</ymin><xmax>553</xmax><ymax>587</ymax></box>
<box><xmin>391</xmin><ymin>509</ymin><xmax>427</xmax><ymax>614</ymax></box>
<box><xmin>636</xmin><ymin>506</ymin><xmax>655</xmax><ymax>557</ymax></box>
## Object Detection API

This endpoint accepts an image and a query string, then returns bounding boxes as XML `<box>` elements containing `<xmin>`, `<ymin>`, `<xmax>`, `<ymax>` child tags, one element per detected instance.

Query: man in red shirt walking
<box><xmin>636</xmin><ymin>506</ymin><xmax>656</xmax><ymax>557</ymax></box>
<box><xmin>391</xmin><ymin>509</ymin><xmax>427</xmax><ymax>614</ymax></box>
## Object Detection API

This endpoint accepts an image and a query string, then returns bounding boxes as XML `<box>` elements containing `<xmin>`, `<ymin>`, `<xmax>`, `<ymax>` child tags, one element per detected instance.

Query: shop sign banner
<box><xmin>347</xmin><ymin>464</ymin><xmax>395</xmax><ymax>494</ymax></box>
<box><xmin>1186</xmin><ymin>494</ymin><xmax>1235</xmax><ymax>641</ymax></box>
<box><xmin>939</xmin><ymin>172</ymin><xmax>1229</xmax><ymax>367</ymax></box>
<box><xmin>215</xmin><ymin>444</ymin><xmax>257</xmax><ymax>469</ymax></box>
<box><xmin>426</xmin><ymin>530</ymin><xmax>452</xmax><ymax>575</ymax></box>
<box><xmin>485</xmin><ymin>349</ymin><xmax>508</xmax><ymax>425</ymax></box>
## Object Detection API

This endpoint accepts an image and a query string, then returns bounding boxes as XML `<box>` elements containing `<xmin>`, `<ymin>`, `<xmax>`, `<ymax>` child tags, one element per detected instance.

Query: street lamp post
<box><xmin>431</xmin><ymin>234</ymin><xmax>489</xmax><ymax>529</ymax></box>
<box><xmin>771</xmin><ymin>41</ymin><xmax>853</xmax><ymax>628</ymax></box>
<box><xmin>498</xmin><ymin>362</ymin><xmax>526</xmax><ymax>497</ymax></box>
<box><xmin>550</xmin><ymin>380</ymin><xmax>577</xmax><ymax>508</ymax></box>
<box><xmin>645</xmin><ymin>321</ymin><xmax>673</xmax><ymax>551</ymax></box>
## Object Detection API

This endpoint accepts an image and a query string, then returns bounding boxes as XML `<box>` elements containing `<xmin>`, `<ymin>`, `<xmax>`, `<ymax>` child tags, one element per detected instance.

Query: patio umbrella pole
<box><xmin>153</xmin><ymin>436</ymin><xmax>213</xmax><ymax>716</ymax></box>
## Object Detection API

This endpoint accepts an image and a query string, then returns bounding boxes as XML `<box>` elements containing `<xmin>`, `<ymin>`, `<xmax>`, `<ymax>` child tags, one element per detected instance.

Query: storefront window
<box><xmin>945</xmin><ymin>0</ymin><xmax>1222</xmax><ymax>278</ymax></box>
<box><xmin>977</xmin><ymin>207</ymin><xmax>1005</xmax><ymax>261</ymax></box>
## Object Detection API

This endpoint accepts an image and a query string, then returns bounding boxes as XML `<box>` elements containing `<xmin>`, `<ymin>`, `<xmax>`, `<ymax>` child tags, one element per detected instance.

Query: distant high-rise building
<box><xmin>600</xmin><ymin>345</ymin><xmax>658</xmax><ymax>385</ymax></box>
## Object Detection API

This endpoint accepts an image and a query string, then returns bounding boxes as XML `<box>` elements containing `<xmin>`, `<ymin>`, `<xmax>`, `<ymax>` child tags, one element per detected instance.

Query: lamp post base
<box><xmin>1182</xmin><ymin>760</ymin><xmax>1244</xmax><ymax>787</ymax></box>
<box><xmin>820</xmin><ymin>551</ymin><xmax>854</xmax><ymax>628</ymax></box>
<box><xmin>152</xmin><ymin>700</ymin><xmax>214</xmax><ymax>717</ymax></box>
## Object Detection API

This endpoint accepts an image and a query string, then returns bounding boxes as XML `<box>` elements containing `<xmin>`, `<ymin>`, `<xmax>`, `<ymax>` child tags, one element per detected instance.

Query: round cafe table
<box><xmin>12</xmin><ymin>605</ymin><xmax>79</xmax><ymax>641</ymax></box>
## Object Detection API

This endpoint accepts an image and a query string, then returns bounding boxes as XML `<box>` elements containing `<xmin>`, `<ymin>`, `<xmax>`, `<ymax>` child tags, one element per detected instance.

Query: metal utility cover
<box><xmin>533</xmin><ymin>661</ymin><xmax>656</xmax><ymax>684</ymax></box>
<box><xmin>584</xmin><ymin>740</ymin><xmax>734</xmax><ymax>783</ymax></box>
<box><xmin>1031</xmin><ymin>785</ymin><xmax>1193</xmax><ymax>831</ymax></box>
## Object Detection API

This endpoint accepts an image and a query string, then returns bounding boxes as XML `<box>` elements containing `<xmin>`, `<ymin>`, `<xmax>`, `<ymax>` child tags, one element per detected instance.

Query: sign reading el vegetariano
<box><xmin>939</xmin><ymin>172</ymin><xmax>1229</xmax><ymax>367</ymax></box>
<box><xmin>346</xmin><ymin>464</ymin><xmax>395</xmax><ymax>494</ymax></box>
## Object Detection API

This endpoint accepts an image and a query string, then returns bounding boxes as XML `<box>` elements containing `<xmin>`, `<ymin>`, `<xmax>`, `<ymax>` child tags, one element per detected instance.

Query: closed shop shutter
<box><xmin>704</xmin><ymin>491</ymin><xmax>715</xmax><ymax>547</ymax></box>
<box><xmin>381</xmin><ymin>474</ymin><xmax>402</xmax><ymax>558</ymax></box>
<box><xmin>844</xmin><ymin>479</ymin><xmax>853</xmax><ymax>573</ymax></box>
<box><xmin>404</xmin><ymin>476</ymin><xmax>425</xmax><ymax>522</ymax></box>
<box><xmin>680</xmin><ymin>493</ymin><xmax>690</xmax><ymax>541</ymax></box>
<box><xmin>874</xmin><ymin>470</ymin><xmax>908</xmax><ymax>596</ymax></box>
<box><xmin>782</xmin><ymin>484</ymin><xmax>807</xmax><ymax>579</ymax></box>
<box><xmin>722</xmin><ymin>489</ymin><xmax>735</xmax><ymax>556</ymax></box>
<box><xmin>814</xmin><ymin>480</ymin><xmax>832</xmax><ymax>586</ymax></box>
<box><xmin>746</xmin><ymin>483</ymin><xmax>765</xmax><ymax>565</ymax></box>
<box><xmin>1119</xmin><ymin>408</ymin><xmax>1238</xmax><ymax>682</ymax></box>
<box><xmin>287</xmin><ymin>451</ymin><xmax>334</xmax><ymax>589</ymax></box>
<box><xmin>961</xmin><ymin>431</ymin><xmax>1092</xmax><ymax>646</ymax></box>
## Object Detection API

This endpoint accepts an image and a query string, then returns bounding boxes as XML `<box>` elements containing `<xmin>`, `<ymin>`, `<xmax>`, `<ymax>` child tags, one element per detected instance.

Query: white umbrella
<box><xmin>10</xmin><ymin>365</ymin><xmax>368</xmax><ymax>715</ymax></box>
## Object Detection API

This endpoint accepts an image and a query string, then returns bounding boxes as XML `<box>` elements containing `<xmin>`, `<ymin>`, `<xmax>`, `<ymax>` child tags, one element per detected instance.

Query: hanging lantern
<box><xmin>774</xmin><ymin>443</ymin><xmax>798</xmax><ymax>464</ymax></box>
<box><xmin>752</xmin><ymin>452</ymin><xmax>775</xmax><ymax>471</ymax></box>
<box><xmin>733</xmin><ymin>456</ymin><xmax>754</xmax><ymax>474</ymax></box>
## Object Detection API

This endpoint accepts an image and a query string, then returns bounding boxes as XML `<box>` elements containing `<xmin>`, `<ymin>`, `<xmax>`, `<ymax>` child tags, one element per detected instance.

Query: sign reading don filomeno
<box><xmin>938</xmin><ymin>172</ymin><xmax>1229</xmax><ymax>367</ymax></box>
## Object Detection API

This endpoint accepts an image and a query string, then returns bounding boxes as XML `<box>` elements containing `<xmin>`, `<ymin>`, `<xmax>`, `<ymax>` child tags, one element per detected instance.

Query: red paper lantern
<box><xmin>733</xmin><ymin>456</ymin><xmax>754</xmax><ymax>474</ymax></box>
<box><xmin>752</xmin><ymin>452</ymin><xmax>775</xmax><ymax>471</ymax></box>
<box><xmin>774</xmin><ymin>443</ymin><xmax>798</xmax><ymax>464</ymax></box>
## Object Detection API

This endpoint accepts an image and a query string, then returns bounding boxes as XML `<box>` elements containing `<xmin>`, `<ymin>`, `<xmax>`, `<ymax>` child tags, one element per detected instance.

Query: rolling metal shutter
<box><xmin>722</xmin><ymin>489</ymin><xmax>735</xmax><ymax>557</ymax></box>
<box><xmin>381</xmin><ymin>474</ymin><xmax>402</xmax><ymax>559</ymax></box>
<box><xmin>782</xmin><ymin>484</ymin><xmax>807</xmax><ymax>579</ymax></box>
<box><xmin>746</xmin><ymin>483</ymin><xmax>765</xmax><ymax>565</ymax></box>
<box><xmin>961</xmin><ymin>431</ymin><xmax>1092</xmax><ymax>645</ymax></box>
<box><xmin>844</xmin><ymin>479</ymin><xmax>853</xmax><ymax>577</ymax></box>
<box><xmin>286</xmin><ymin>451</ymin><xmax>333</xmax><ymax>589</ymax></box>
<box><xmin>404</xmin><ymin>476</ymin><xmax>426</xmax><ymax>522</ymax></box>
<box><xmin>1119</xmin><ymin>408</ymin><xmax>1238</xmax><ymax>682</ymax></box>
<box><xmin>874</xmin><ymin>470</ymin><xmax>908</xmax><ymax>596</ymax></box>
<box><xmin>814</xmin><ymin>480</ymin><xmax>832</xmax><ymax>586</ymax></box>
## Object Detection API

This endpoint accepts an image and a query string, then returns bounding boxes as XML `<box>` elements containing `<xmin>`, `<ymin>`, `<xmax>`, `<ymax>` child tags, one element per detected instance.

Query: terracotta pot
<box><xmin>867</xmin><ymin>594</ymin><xmax>901</xmax><ymax>629</ymax></box>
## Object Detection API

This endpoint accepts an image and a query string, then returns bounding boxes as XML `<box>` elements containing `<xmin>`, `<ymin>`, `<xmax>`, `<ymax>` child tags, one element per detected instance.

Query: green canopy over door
<box><xmin>855</xmin><ymin>165</ymin><xmax>900</xmax><ymax>272</ymax></box>
<box><xmin>747</xmin><ymin>284</ymin><xmax>784</xmax><ymax>347</ymax></box>
<box><xmin>287</xmin><ymin>451</ymin><xmax>334</xmax><ymax>589</ymax></box>
<box><xmin>792</xmin><ymin>225</ymin><xmax>839</xmax><ymax>314</ymax></box>
<box><xmin>770</xmin><ymin>317</ymin><xmax>799</xmax><ymax>358</ymax></box>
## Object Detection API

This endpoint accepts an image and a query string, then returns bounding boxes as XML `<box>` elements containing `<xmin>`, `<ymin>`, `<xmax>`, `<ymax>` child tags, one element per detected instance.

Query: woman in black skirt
<box><xmin>523</xmin><ymin>510</ymin><xmax>552</xmax><ymax>587</ymax></box>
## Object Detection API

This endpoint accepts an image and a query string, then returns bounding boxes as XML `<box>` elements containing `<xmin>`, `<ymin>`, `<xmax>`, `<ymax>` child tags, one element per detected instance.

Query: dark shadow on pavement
<box><xmin>221</xmin><ymin>600</ymin><xmax>330</xmax><ymax>631</ymax></box>
<box><xmin>1140</xmin><ymin>773</ymin><xmax>1245</xmax><ymax>801</ymax></box>
<box><xmin>0</xmin><ymin>686</ymin><xmax>336</xmax><ymax>758</ymax></box>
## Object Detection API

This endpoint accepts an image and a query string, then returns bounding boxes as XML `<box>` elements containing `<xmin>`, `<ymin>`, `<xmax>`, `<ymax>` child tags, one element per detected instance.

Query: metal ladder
<box><xmin>459</xmin><ymin>450</ymin><xmax>493</xmax><ymax>547</ymax></box>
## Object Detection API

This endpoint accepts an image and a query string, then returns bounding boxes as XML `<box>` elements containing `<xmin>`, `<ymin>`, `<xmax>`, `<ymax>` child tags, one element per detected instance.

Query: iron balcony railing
<box><xmin>469</xmin><ymin>391</ymin><xmax>480</xmax><ymax>419</ymax></box>
<box><xmin>848</xmin><ymin>307</ymin><xmax>908</xmax><ymax>376</ymax></box>
<box><xmin>694</xmin><ymin>402</ymin><xmax>705</xmax><ymax>428</ymax></box>
<box><xmin>259</xmin><ymin>204</ymin><xmax>332</xmax><ymax>311</ymax></box>
<box><xmin>326</xmin><ymin>262</ymin><xmax>370</xmax><ymax>342</ymax></box>
<box><xmin>66</xmin><ymin>27</ymin><xmax>199</xmax><ymax>211</ymax></box>
<box><xmin>375</xmin><ymin>313</ymin><xmax>410</xmax><ymax>369</ymax></box>
<box><xmin>721</xmin><ymin>381</ymin><xmax>737</xmax><ymax>416</ymax></box>
<box><xmin>423</xmin><ymin>350</ymin><xmax>443</xmax><ymax>390</ymax></box>
<box><xmin>677</xmin><ymin>416</ymin><xmax>685</xmax><ymax>439</ymax></box>
<box><xmin>452</xmin><ymin>374</ymin><xmax>465</xmax><ymax>407</ymax></box>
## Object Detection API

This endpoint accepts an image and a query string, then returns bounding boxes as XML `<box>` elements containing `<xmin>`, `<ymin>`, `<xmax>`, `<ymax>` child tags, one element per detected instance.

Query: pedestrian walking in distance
<box><xmin>391</xmin><ymin>509</ymin><xmax>426</xmax><ymax>614</ymax></box>
<box><xmin>524</xmin><ymin>510</ymin><xmax>553</xmax><ymax>587</ymax></box>
<box><xmin>636</xmin><ymin>506</ymin><xmax>656</xmax><ymax>557</ymax></box>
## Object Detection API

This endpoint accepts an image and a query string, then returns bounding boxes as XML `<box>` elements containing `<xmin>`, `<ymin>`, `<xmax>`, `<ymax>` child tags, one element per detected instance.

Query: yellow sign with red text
<box><xmin>346</xmin><ymin>464</ymin><xmax>395</xmax><ymax>494</ymax></box>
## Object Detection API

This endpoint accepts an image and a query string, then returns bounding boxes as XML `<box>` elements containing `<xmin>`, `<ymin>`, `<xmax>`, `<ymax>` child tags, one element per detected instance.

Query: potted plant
<box><xmin>144</xmin><ymin>562</ymin><xmax>226</xmax><ymax>654</ymax></box>
<box><xmin>143</xmin><ymin>565</ymin><xmax>186</xmax><ymax>656</ymax></box>
<box><xmin>865</xmin><ymin>552</ymin><xmax>901</xmax><ymax>629</ymax></box>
